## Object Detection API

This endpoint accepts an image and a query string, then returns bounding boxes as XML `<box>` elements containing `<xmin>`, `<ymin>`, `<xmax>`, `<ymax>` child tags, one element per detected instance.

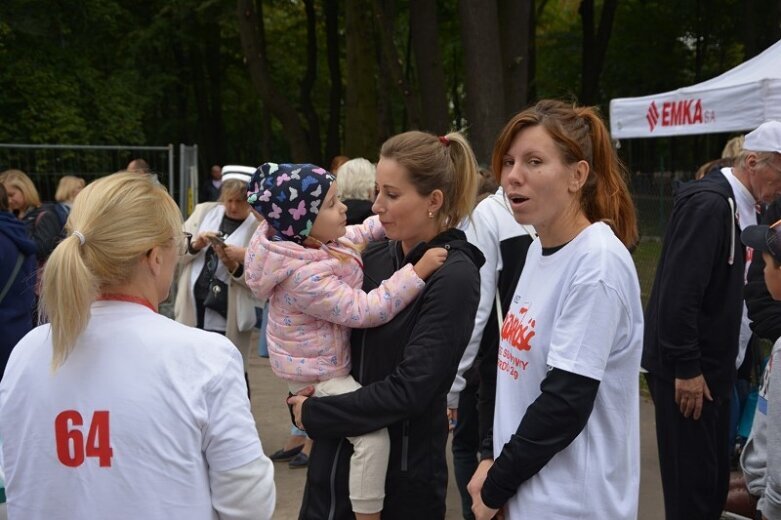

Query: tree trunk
<box><xmin>324</xmin><ymin>0</ymin><xmax>342</xmax><ymax>164</ymax></box>
<box><xmin>236</xmin><ymin>0</ymin><xmax>311</xmax><ymax>161</ymax></box>
<box><xmin>579</xmin><ymin>0</ymin><xmax>618</xmax><ymax>105</ymax></box>
<box><xmin>344</xmin><ymin>0</ymin><xmax>379</xmax><ymax>159</ymax></box>
<box><xmin>260</xmin><ymin>99</ymin><xmax>272</xmax><ymax>161</ymax></box>
<box><xmin>410</xmin><ymin>0</ymin><xmax>449</xmax><ymax>134</ymax></box>
<box><xmin>459</xmin><ymin>0</ymin><xmax>506</xmax><ymax>165</ymax></box>
<box><xmin>188</xmin><ymin>40</ymin><xmax>220</xmax><ymax>168</ymax></box>
<box><xmin>498</xmin><ymin>0</ymin><xmax>533</xmax><ymax>116</ymax></box>
<box><xmin>204</xmin><ymin>14</ymin><xmax>226</xmax><ymax>165</ymax></box>
<box><xmin>744</xmin><ymin>0</ymin><xmax>781</xmax><ymax>58</ymax></box>
<box><xmin>372</xmin><ymin>0</ymin><xmax>421</xmax><ymax>129</ymax></box>
<box><xmin>529</xmin><ymin>0</ymin><xmax>538</xmax><ymax>102</ymax></box>
<box><xmin>300</xmin><ymin>0</ymin><xmax>322</xmax><ymax>165</ymax></box>
<box><xmin>376</xmin><ymin>25</ymin><xmax>396</xmax><ymax>142</ymax></box>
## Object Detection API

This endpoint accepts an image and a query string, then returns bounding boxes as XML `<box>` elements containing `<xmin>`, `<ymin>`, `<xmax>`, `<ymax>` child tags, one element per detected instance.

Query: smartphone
<box><xmin>208</xmin><ymin>234</ymin><xmax>226</xmax><ymax>246</ymax></box>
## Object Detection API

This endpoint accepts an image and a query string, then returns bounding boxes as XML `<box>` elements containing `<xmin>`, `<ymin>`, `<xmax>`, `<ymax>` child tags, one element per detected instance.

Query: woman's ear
<box><xmin>429</xmin><ymin>189</ymin><xmax>444</xmax><ymax>213</ymax></box>
<box><xmin>145</xmin><ymin>246</ymin><xmax>164</xmax><ymax>277</ymax></box>
<box><xmin>569</xmin><ymin>160</ymin><xmax>590</xmax><ymax>193</ymax></box>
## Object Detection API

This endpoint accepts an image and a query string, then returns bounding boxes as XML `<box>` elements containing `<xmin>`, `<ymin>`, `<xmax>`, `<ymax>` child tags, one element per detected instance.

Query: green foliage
<box><xmin>0</xmin><ymin>0</ymin><xmax>776</xmax><ymax>178</ymax></box>
<box><xmin>535</xmin><ymin>0</ymin><xmax>582</xmax><ymax>102</ymax></box>
<box><xmin>0</xmin><ymin>0</ymin><xmax>146</xmax><ymax>144</ymax></box>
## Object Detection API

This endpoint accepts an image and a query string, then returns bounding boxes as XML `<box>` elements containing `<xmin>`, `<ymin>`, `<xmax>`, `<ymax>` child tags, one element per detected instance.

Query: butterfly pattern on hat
<box><xmin>246</xmin><ymin>162</ymin><xmax>336</xmax><ymax>244</ymax></box>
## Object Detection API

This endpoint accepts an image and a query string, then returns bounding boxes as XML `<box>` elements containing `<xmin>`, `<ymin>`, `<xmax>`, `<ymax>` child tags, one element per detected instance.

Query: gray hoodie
<box><xmin>741</xmin><ymin>340</ymin><xmax>781</xmax><ymax>519</ymax></box>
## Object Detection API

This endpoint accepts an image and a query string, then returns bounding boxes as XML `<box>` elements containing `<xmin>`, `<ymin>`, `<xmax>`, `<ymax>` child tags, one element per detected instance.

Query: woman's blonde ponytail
<box><xmin>40</xmin><ymin>233</ymin><xmax>99</xmax><ymax>370</ymax></box>
<box><xmin>39</xmin><ymin>172</ymin><xmax>183</xmax><ymax>371</ymax></box>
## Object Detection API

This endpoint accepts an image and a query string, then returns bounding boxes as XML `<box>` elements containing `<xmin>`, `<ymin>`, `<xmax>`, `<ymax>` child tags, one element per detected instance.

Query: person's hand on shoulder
<box><xmin>413</xmin><ymin>247</ymin><xmax>448</xmax><ymax>280</ymax></box>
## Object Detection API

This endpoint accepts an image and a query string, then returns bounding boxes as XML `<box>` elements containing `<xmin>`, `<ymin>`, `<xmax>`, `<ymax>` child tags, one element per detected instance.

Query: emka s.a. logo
<box><xmin>646</xmin><ymin>99</ymin><xmax>715</xmax><ymax>132</ymax></box>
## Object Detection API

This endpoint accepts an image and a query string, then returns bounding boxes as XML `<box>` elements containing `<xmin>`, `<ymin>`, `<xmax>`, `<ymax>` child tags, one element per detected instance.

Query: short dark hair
<box><xmin>0</xmin><ymin>182</ymin><xmax>7</xmax><ymax>211</ymax></box>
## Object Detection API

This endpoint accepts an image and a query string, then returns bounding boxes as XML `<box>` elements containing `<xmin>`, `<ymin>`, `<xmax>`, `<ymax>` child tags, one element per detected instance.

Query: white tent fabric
<box><xmin>610</xmin><ymin>39</ymin><xmax>781</xmax><ymax>138</ymax></box>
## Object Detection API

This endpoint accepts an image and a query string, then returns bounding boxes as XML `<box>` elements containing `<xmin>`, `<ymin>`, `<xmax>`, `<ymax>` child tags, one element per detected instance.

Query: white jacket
<box><xmin>174</xmin><ymin>202</ymin><xmax>262</xmax><ymax>369</ymax></box>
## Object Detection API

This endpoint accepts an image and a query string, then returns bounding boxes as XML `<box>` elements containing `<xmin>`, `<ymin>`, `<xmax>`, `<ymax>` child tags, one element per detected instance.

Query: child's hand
<box><xmin>413</xmin><ymin>247</ymin><xmax>448</xmax><ymax>280</ymax></box>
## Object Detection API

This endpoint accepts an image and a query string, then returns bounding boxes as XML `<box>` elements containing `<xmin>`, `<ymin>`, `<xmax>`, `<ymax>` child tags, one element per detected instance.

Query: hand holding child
<box><xmin>413</xmin><ymin>247</ymin><xmax>448</xmax><ymax>280</ymax></box>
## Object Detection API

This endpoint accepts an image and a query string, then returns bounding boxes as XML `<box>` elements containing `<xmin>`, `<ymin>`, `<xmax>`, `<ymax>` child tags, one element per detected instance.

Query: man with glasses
<box><xmin>643</xmin><ymin>121</ymin><xmax>781</xmax><ymax>520</ymax></box>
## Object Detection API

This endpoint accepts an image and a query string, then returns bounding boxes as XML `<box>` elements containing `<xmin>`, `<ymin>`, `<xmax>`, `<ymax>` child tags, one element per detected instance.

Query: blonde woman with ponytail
<box><xmin>467</xmin><ymin>100</ymin><xmax>642</xmax><ymax>520</ymax></box>
<box><xmin>0</xmin><ymin>172</ymin><xmax>275</xmax><ymax>520</ymax></box>
<box><xmin>288</xmin><ymin>130</ymin><xmax>484</xmax><ymax>519</ymax></box>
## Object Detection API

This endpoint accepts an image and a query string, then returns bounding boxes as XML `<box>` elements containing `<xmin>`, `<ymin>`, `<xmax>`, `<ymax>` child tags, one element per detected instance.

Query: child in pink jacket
<box><xmin>244</xmin><ymin>162</ymin><xmax>445</xmax><ymax>520</ymax></box>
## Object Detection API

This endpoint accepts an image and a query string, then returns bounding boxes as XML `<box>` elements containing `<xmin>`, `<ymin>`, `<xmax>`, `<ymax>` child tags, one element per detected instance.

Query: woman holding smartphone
<box><xmin>174</xmin><ymin>166</ymin><xmax>261</xmax><ymax>391</ymax></box>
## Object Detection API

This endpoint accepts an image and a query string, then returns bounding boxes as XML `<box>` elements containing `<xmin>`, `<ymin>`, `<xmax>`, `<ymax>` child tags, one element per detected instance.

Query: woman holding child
<box><xmin>284</xmin><ymin>130</ymin><xmax>483</xmax><ymax>519</ymax></box>
<box><xmin>283</xmin><ymin>130</ymin><xmax>483</xmax><ymax>519</ymax></box>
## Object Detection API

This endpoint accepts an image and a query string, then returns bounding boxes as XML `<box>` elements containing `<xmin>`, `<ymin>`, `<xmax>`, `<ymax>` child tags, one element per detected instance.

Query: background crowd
<box><xmin>0</xmin><ymin>107</ymin><xmax>780</xmax><ymax>520</ymax></box>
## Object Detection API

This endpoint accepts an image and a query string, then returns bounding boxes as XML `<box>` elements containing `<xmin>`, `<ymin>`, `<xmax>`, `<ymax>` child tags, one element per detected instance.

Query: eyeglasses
<box><xmin>765</xmin><ymin>160</ymin><xmax>781</xmax><ymax>176</ymax></box>
<box><xmin>179</xmin><ymin>232</ymin><xmax>193</xmax><ymax>255</ymax></box>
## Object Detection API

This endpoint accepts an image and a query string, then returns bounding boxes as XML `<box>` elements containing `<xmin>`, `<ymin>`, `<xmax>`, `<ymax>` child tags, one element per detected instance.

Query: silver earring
<box><xmin>427</xmin><ymin>210</ymin><xmax>434</xmax><ymax>218</ymax></box>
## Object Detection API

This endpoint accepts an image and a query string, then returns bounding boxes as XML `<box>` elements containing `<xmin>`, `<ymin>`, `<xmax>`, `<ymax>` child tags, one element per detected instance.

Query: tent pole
<box><xmin>659</xmin><ymin>152</ymin><xmax>665</xmax><ymax>236</ymax></box>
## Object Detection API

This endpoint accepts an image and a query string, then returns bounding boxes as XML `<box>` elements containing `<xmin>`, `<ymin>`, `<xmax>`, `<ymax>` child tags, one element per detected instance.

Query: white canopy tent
<box><xmin>610</xmin><ymin>39</ymin><xmax>781</xmax><ymax>139</ymax></box>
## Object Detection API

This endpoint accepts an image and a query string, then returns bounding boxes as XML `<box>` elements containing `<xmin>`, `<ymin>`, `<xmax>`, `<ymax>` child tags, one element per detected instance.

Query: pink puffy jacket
<box><xmin>245</xmin><ymin>216</ymin><xmax>425</xmax><ymax>383</ymax></box>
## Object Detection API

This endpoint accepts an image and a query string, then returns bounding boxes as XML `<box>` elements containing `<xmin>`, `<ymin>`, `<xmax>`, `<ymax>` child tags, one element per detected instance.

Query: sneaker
<box><xmin>288</xmin><ymin>452</ymin><xmax>309</xmax><ymax>468</ymax></box>
<box><xmin>269</xmin><ymin>445</ymin><xmax>304</xmax><ymax>462</ymax></box>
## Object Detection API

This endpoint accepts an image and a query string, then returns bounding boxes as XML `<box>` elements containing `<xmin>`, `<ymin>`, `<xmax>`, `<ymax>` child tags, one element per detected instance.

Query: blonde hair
<box><xmin>722</xmin><ymin>135</ymin><xmax>744</xmax><ymax>159</ymax></box>
<box><xmin>336</xmin><ymin>158</ymin><xmax>376</xmax><ymax>201</ymax></box>
<box><xmin>0</xmin><ymin>169</ymin><xmax>41</xmax><ymax>210</ymax></box>
<box><xmin>735</xmin><ymin>150</ymin><xmax>778</xmax><ymax>170</ymax></box>
<box><xmin>40</xmin><ymin>171</ymin><xmax>183</xmax><ymax>370</ymax></box>
<box><xmin>54</xmin><ymin>175</ymin><xmax>86</xmax><ymax>203</ymax></box>
<box><xmin>218</xmin><ymin>178</ymin><xmax>249</xmax><ymax>203</ymax></box>
<box><xmin>380</xmin><ymin>131</ymin><xmax>478</xmax><ymax>228</ymax></box>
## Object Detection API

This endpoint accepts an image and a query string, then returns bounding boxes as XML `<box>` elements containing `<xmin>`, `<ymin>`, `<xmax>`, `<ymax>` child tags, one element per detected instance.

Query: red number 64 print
<box><xmin>54</xmin><ymin>410</ymin><xmax>113</xmax><ymax>467</ymax></box>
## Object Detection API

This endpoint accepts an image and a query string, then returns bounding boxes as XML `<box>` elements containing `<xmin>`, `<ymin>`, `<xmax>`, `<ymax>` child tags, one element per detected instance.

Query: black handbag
<box><xmin>203</xmin><ymin>277</ymin><xmax>229</xmax><ymax>318</ymax></box>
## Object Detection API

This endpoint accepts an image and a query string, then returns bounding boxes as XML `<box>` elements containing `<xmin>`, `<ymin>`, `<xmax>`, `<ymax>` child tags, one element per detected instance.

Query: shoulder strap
<box><xmin>35</xmin><ymin>208</ymin><xmax>47</xmax><ymax>226</ymax></box>
<box><xmin>0</xmin><ymin>253</ymin><xmax>26</xmax><ymax>304</ymax></box>
<box><xmin>495</xmin><ymin>291</ymin><xmax>504</xmax><ymax>336</ymax></box>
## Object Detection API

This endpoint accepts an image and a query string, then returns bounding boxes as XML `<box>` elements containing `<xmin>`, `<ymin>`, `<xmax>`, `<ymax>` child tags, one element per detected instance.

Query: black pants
<box><xmin>646</xmin><ymin>374</ymin><xmax>732</xmax><ymax>520</ymax></box>
<box><xmin>452</xmin><ymin>382</ymin><xmax>479</xmax><ymax>520</ymax></box>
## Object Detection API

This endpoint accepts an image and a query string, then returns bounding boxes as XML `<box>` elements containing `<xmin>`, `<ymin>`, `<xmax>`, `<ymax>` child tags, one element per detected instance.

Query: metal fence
<box><xmin>0</xmin><ymin>143</ymin><xmax>202</xmax><ymax>215</ymax></box>
<box><xmin>630</xmin><ymin>171</ymin><xmax>678</xmax><ymax>239</ymax></box>
<box><xmin>0</xmin><ymin>141</ymin><xmax>674</xmax><ymax>305</ymax></box>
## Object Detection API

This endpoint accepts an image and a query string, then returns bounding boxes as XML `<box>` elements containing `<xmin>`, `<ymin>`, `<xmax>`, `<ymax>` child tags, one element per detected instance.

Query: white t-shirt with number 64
<box><xmin>0</xmin><ymin>300</ymin><xmax>271</xmax><ymax>520</ymax></box>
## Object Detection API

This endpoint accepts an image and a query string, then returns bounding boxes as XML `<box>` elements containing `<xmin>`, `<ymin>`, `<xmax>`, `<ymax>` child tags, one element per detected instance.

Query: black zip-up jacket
<box><xmin>299</xmin><ymin>228</ymin><xmax>483</xmax><ymax>520</ymax></box>
<box><xmin>746</xmin><ymin>197</ymin><xmax>781</xmax><ymax>342</ymax></box>
<box><xmin>642</xmin><ymin>169</ymin><xmax>743</xmax><ymax>399</ymax></box>
<box><xmin>21</xmin><ymin>205</ymin><xmax>62</xmax><ymax>262</ymax></box>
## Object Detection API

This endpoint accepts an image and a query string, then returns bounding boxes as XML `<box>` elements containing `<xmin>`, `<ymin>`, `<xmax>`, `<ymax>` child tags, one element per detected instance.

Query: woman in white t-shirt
<box><xmin>0</xmin><ymin>172</ymin><xmax>275</xmax><ymax>520</ymax></box>
<box><xmin>467</xmin><ymin>99</ymin><xmax>643</xmax><ymax>520</ymax></box>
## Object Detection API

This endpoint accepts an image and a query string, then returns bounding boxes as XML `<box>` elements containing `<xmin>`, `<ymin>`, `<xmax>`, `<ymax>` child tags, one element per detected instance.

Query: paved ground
<box><xmin>247</xmin><ymin>344</ymin><xmax>666</xmax><ymax>520</ymax></box>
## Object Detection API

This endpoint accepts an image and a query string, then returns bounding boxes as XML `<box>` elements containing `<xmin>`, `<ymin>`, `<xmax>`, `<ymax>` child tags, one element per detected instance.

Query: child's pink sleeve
<box><xmin>244</xmin><ymin>227</ymin><xmax>266</xmax><ymax>299</ymax></box>
<box><xmin>343</xmin><ymin>215</ymin><xmax>384</xmax><ymax>246</ymax></box>
<box><xmin>290</xmin><ymin>263</ymin><xmax>424</xmax><ymax>328</ymax></box>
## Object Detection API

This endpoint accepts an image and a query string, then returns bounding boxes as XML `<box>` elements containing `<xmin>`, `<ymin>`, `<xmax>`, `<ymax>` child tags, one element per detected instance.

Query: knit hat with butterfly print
<box><xmin>247</xmin><ymin>162</ymin><xmax>335</xmax><ymax>244</ymax></box>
